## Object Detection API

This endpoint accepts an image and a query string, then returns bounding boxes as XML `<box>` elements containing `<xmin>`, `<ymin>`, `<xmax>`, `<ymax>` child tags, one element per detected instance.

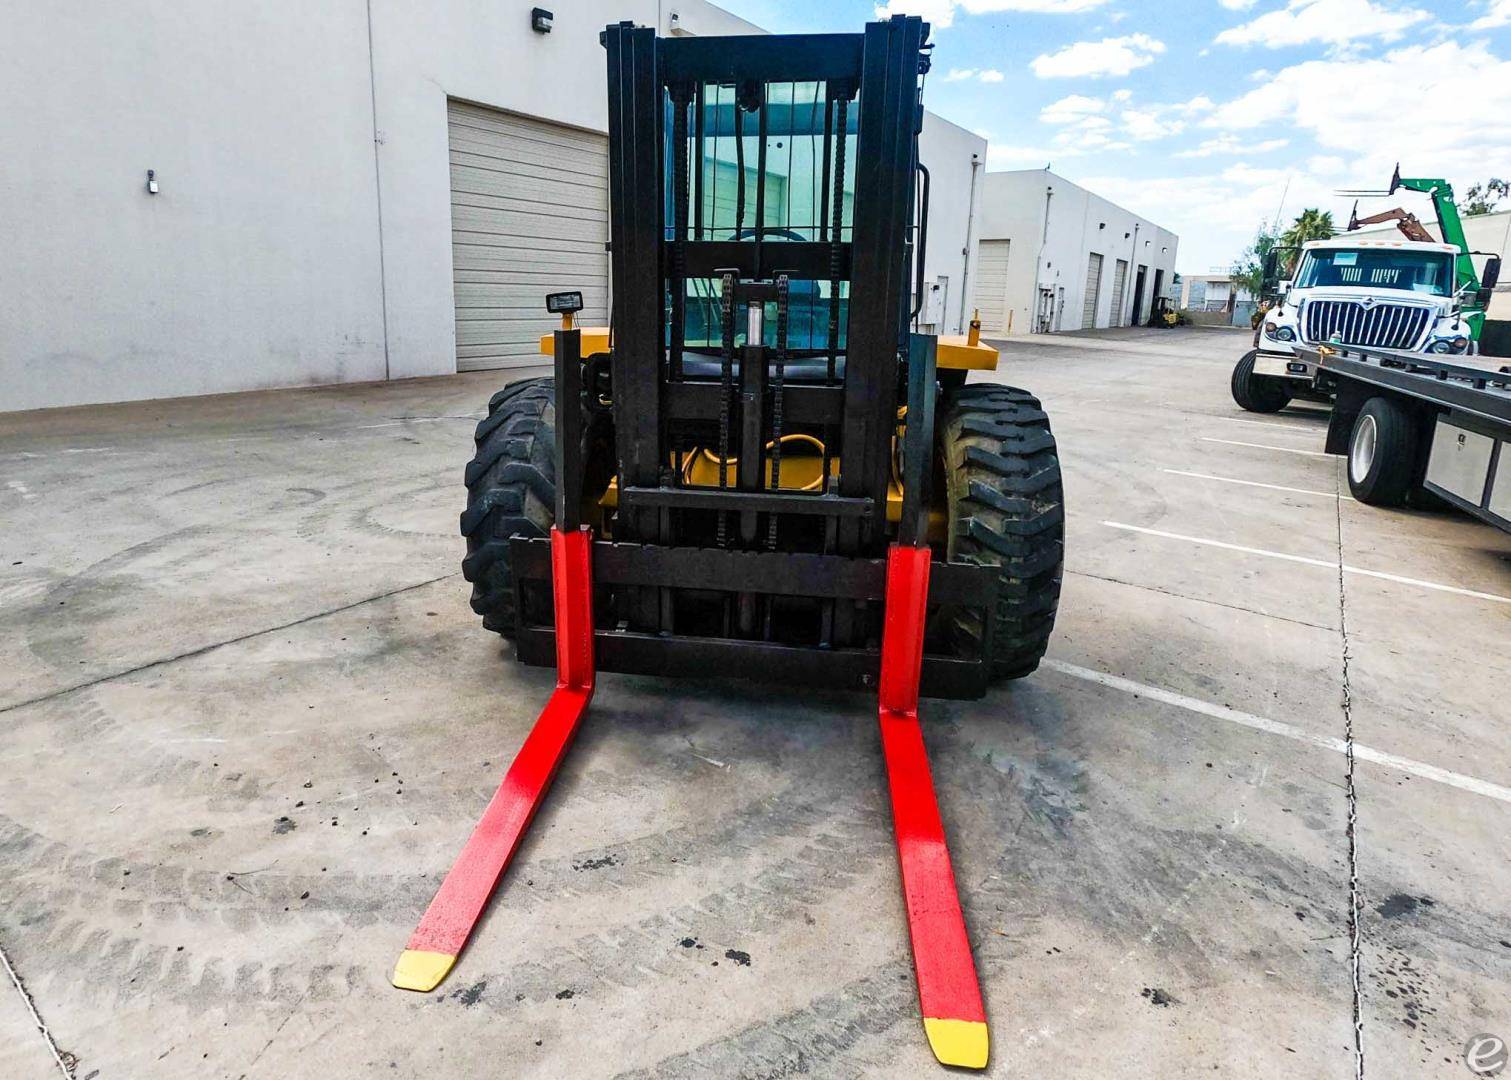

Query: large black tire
<box><xmin>459</xmin><ymin>378</ymin><xmax>557</xmax><ymax>637</ymax></box>
<box><xmin>1231</xmin><ymin>350</ymin><xmax>1292</xmax><ymax>413</ymax></box>
<box><xmin>940</xmin><ymin>384</ymin><xmax>1065</xmax><ymax>682</ymax></box>
<box><xmin>1346</xmin><ymin>396</ymin><xmax>1419</xmax><ymax>507</ymax></box>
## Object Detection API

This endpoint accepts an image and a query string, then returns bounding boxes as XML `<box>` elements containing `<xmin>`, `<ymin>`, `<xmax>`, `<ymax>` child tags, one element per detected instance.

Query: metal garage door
<box><xmin>447</xmin><ymin>100</ymin><xmax>609</xmax><ymax>371</ymax></box>
<box><xmin>972</xmin><ymin>239</ymin><xmax>1012</xmax><ymax>333</ymax></box>
<box><xmin>1109</xmin><ymin>258</ymin><xmax>1128</xmax><ymax>327</ymax></box>
<box><xmin>1082</xmin><ymin>252</ymin><xmax>1103</xmax><ymax>329</ymax></box>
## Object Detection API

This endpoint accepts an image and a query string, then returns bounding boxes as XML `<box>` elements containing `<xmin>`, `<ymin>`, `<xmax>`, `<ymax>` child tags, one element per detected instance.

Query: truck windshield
<box><xmin>1296</xmin><ymin>249</ymin><xmax>1455</xmax><ymax>296</ymax></box>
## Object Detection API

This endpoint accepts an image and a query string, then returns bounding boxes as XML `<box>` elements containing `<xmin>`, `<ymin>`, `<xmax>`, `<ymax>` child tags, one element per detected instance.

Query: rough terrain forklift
<box><xmin>393</xmin><ymin>16</ymin><xmax>1064</xmax><ymax>1069</ymax></box>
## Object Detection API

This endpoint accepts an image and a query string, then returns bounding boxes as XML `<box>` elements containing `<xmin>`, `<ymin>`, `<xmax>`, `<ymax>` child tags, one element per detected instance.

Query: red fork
<box><xmin>877</xmin><ymin>543</ymin><xmax>989</xmax><ymax>1069</ymax></box>
<box><xmin>393</xmin><ymin>525</ymin><xmax>595</xmax><ymax>991</ymax></box>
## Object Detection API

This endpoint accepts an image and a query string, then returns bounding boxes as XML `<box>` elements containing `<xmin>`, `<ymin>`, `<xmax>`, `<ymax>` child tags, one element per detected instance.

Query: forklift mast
<box><xmin>602</xmin><ymin>17</ymin><xmax>926</xmax><ymax>556</ymax></box>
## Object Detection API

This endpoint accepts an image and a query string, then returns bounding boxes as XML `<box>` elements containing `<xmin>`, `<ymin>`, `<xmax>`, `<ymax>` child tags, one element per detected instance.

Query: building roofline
<box><xmin>982</xmin><ymin>167</ymin><xmax>1176</xmax><ymax>236</ymax></box>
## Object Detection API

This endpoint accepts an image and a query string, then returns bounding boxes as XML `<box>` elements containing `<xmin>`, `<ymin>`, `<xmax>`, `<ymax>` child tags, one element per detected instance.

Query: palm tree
<box><xmin>1280</xmin><ymin>208</ymin><xmax>1335</xmax><ymax>250</ymax></box>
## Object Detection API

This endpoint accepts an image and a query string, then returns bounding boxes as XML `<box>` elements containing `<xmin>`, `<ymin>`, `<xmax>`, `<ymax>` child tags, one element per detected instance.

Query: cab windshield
<box><xmin>1295</xmin><ymin>249</ymin><xmax>1455</xmax><ymax>296</ymax></box>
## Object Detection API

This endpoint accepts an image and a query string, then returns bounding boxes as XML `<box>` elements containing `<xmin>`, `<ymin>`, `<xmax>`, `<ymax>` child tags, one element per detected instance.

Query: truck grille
<box><xmin>1301</xmin><ymin>300</ymin><xmax>1429</xmax><ymax>349</ymax></box>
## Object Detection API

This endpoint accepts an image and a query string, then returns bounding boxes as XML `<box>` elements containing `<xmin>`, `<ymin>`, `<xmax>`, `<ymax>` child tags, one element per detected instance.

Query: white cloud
<box><xmin>962</xmin><ymin>0</ymin><xmax>1109</xmax><ymax>11</ymax></box>
<box><xmin>1470</xmin><ymin>0</ymin><xmax>1511</xmax><ymax>26</ymax></box>
<box><xmin>1220</xmin><ymin>0</ymin><xmax>1257</xmax><ymax>8</ymax></box>
<box><xmin>874</xmin><ymin>0</ymin><xmax>963</xmax><ymax>27</ymax></box>
<box><xmin>1121</xmin><ymin>108</ymin><xmax>1183</xmax><ymax>140</ymax></box>
<box><xmin>1030</xmin><ymin>34</ymin><xmax>1166</xmax><ymax>78</ymax></box>
<box><xmin>1172</xmin><ymin>95</ymin><xmax>1216</xmax><ymax>115</ymax></box>
<box><xmin>1099</xmin><ymin>39</ymin><xmax>1511</xmax><ymax>273</ymax></box>
<box><xmin>1068</xmin><ymin>93</ymin><xmax>1213</xmax><ymax>142</ymax></box>
<box><xmin>1203</xmin><ymin>40</ymin><xmax>1511</xmax><ymax>186</ymax></box>
<box><xmin>876</xmin><ymin>0</ymin><xmax>1108</xmax><ymax>24</ymax></box>
<box><xmin>1175</xmin><ymin>133</ymin><xmax>1289</xmax><ymax>157</ymax></box>
<box><xmin>1215</xmin><ymin>0</ymin><xmax>1430</xmax><ymax>49</ymax></box>
<box><xmin>944</xmin><ymin>67</ymin><xmax>1005</xmax><ymax>83</ymax></box>
<box><xmin>1248</xmin><ymin>67</ymin><xmax>1273</xmax><ymax>80</ymax></box>
<box><xmin>1039</xmin><ymin>93</ymin><xmax>1107</xmax><ymax>124</ymax></box>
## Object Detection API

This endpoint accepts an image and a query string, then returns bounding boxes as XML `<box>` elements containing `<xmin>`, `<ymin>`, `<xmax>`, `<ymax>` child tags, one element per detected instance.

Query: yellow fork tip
<box><xmin>392</xmin><ymin>949</ymin><xmax>456</xmax><ymax>992</ymax></box>
<box><xmin>923</xmin><ymin>1018</ymin><xmax>989</xmax><ymax>1069</ymax></box>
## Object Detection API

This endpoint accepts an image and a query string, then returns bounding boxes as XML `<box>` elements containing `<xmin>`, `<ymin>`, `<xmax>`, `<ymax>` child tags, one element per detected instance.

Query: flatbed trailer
<box><xmin>1305</xmin><ymin>344</ymin><xmax>1511</xmax><ymax>532</ymax></box>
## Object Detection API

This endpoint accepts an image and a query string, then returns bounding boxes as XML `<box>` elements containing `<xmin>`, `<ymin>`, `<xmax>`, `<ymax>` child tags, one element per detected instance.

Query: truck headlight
<box><xmin>1428</xmin><ymin>337</ymin><xmax>1468</xmax><ymax>355</ymax></box>
<box><xmin>1264</xmin><ymin>322</ymin><xmax>1295</xmax><ymax>342</ymax></box>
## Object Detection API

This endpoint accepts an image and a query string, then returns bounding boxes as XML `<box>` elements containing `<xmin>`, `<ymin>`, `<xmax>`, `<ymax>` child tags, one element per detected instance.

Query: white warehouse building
<box><xmin>972</xmin><ymin>169</ymin><xmax>1179</xmax><ymax>335</ymax></box>
<box><xmin>1</xmin><ymin>1</ymin><xmax>987</xmax><ymax>414</ymax></box>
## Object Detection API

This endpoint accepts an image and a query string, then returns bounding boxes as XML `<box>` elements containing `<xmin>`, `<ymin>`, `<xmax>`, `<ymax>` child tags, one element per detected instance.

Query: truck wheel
<box><xmin>460</xmin><ymin>378</ymin><xmax>557</xmax><ymax>637</ymax></box>
<box><xmin>1346</xmin><ymin>396</ymin><xmax>1419</xmax><ymax>507</ymax></box>
<box><xmin>1231</xmin><ymin>350</ymin><xmax>1292</xmax><ymax>413</ymax></box>
<box><xmin>940</xmin><ymin>384</ymin><xmax>1064</xmax><ymax>682</ymax></box>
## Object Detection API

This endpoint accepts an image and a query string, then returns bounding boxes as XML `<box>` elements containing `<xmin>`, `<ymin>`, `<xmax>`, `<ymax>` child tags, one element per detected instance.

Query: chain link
<box><xmin>767</xmin><ymin>274</ymin><xmax>789</xmax><ymax>548</ymax></box>
<box><xmin>716</xmin><ymin>271</ymin><xmax>735</xmax><ymax>547</ymax></box>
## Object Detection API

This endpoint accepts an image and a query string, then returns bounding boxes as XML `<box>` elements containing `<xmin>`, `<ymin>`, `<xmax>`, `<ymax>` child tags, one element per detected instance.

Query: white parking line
<box><xmin>1161</xmin><ymin>469</ymin><xmax>1352</xmax><ymax>501</ymax></box>
<box><xmin>1217</xmin><ymin>416</ymin><xmax>1324</xmax><ymax>432</ymax></box>
<box><xmin>1042</xmin><ymin>658</ymin><xmax>1511</xmax><ymax>805</ymax></box>
<box><xmin>1102</xmin><ymin>520</ymin><xmax>1511</xmax><ymax>605</ymax></box>
<box><xmin>1201</xmin><ymin>437</ymin><xmax>1330</xmax><ymax>458</ymax></box>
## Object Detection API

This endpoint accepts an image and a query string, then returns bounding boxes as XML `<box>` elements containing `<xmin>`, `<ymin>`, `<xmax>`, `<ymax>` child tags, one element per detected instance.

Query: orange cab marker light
<box><xmin>392</xmin><ymin>525</ymin><xmax>595</xmax><ymax>992</ymax></box>
<box><xmin>877</xmin><ymin>544</ymin><xmax>990</xmax><ymax>1069</ymax></box>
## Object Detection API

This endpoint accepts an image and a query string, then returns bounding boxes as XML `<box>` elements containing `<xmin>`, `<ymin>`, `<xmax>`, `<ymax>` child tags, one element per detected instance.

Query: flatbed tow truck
<box><xmin>1306</xmin><ymin>343</ymin><xmax>1511</xmax><ymax>532</ymax></box>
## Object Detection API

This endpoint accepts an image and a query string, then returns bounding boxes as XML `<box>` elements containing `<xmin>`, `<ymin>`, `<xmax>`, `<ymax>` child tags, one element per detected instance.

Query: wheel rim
<box><xmin>1350</xmin><ymin>413</ymin><xmax>1377</xmax><ymax>483</ymax></box>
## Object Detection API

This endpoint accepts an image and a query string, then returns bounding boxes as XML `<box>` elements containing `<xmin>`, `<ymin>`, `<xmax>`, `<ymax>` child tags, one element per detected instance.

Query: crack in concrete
<box><xmin>0</xmin><ymin>573</ymin><xmax>458</xmax><ymax>717</ymax></box>
<box><xmin>1</xmin><ymin>937</ymin><xmax>73</xmax><ymax>1078</ymax></box>
<box><xmin>1334</xmin><ymin>461</ymin><xmax>1365</xmax><ymax>1080</ymax></box>
<box><xmin>1065</xmin><ymin>567</ymin><xmax>1336</xmax><ymax>632</ymax></box>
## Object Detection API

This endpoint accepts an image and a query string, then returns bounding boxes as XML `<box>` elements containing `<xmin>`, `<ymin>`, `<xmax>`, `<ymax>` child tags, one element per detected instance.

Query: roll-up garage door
<box><xmin>447</xmin><ymin>100</ymin><xmax>609</xmax><ymax>371</ymax></box>
<box><xmin>1110</xmin><ymin>258</ymin><xmax>1128</xmax><ymax>327</ymax></box>
<box><xmin>1082</xmin><ymin>252</ymin><xmax>1103</xmax><ymax>329</ymax></box>
<box><xmin>972</xmin><ymin>240</ymin><xmax>1012</xmax><ymax>334</ymax></box>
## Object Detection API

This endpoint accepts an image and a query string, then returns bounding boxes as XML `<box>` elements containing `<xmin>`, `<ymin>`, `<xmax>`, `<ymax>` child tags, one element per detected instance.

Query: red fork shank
<box><xmin>392</xmin><ymin>525</ymin><xmax>595</xmax><ymax>992</ymax></box>
<box><xmin>878</xmin><ymin>543</ymin><xmax>989</xmax><ymax>1069</ymax></box>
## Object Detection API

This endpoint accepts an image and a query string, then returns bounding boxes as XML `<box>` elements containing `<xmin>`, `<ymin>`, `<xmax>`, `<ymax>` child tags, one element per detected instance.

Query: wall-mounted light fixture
<box><xmin>530</xmin><ymin>7</ymin><xmax>553</xmax><ymax>33</ymax></box>
<box><xmin>146</xmin><ymin>169</ymin><xmax>159</xmax><ymax>194</ymax></box>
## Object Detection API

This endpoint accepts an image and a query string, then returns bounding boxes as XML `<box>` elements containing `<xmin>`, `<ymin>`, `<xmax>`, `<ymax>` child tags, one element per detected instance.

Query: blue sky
<box><xmin>718</xmin><ymin>0</ymin><xmax>1511</xmax><ymax>273</ymax></box>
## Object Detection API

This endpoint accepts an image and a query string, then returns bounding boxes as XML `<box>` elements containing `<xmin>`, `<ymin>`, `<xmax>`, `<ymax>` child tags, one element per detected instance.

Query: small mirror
<box><xmin>1482</xmin><ymin>254</ymin><xmax>1502</xmax><ymax>291</ymax></box>
<box><xmin>1261</xmin><ymin>245</ymin><xmax>1300</xmax><ymax>298</ymax></box>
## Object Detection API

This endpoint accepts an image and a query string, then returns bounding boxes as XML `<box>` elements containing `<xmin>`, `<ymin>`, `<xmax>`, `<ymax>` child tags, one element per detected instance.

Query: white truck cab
<box><xmin>1232</xmin><ymin>237</ymin><xmax>1475</xmax><ymax>413</ymax></box>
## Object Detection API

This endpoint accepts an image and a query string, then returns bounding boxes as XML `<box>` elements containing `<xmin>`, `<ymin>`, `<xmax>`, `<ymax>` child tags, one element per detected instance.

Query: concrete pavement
<box><xmin>1</xmin><ymin>326</ymin><xmax>1507</xmax><ymax>1078</ymax></box>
